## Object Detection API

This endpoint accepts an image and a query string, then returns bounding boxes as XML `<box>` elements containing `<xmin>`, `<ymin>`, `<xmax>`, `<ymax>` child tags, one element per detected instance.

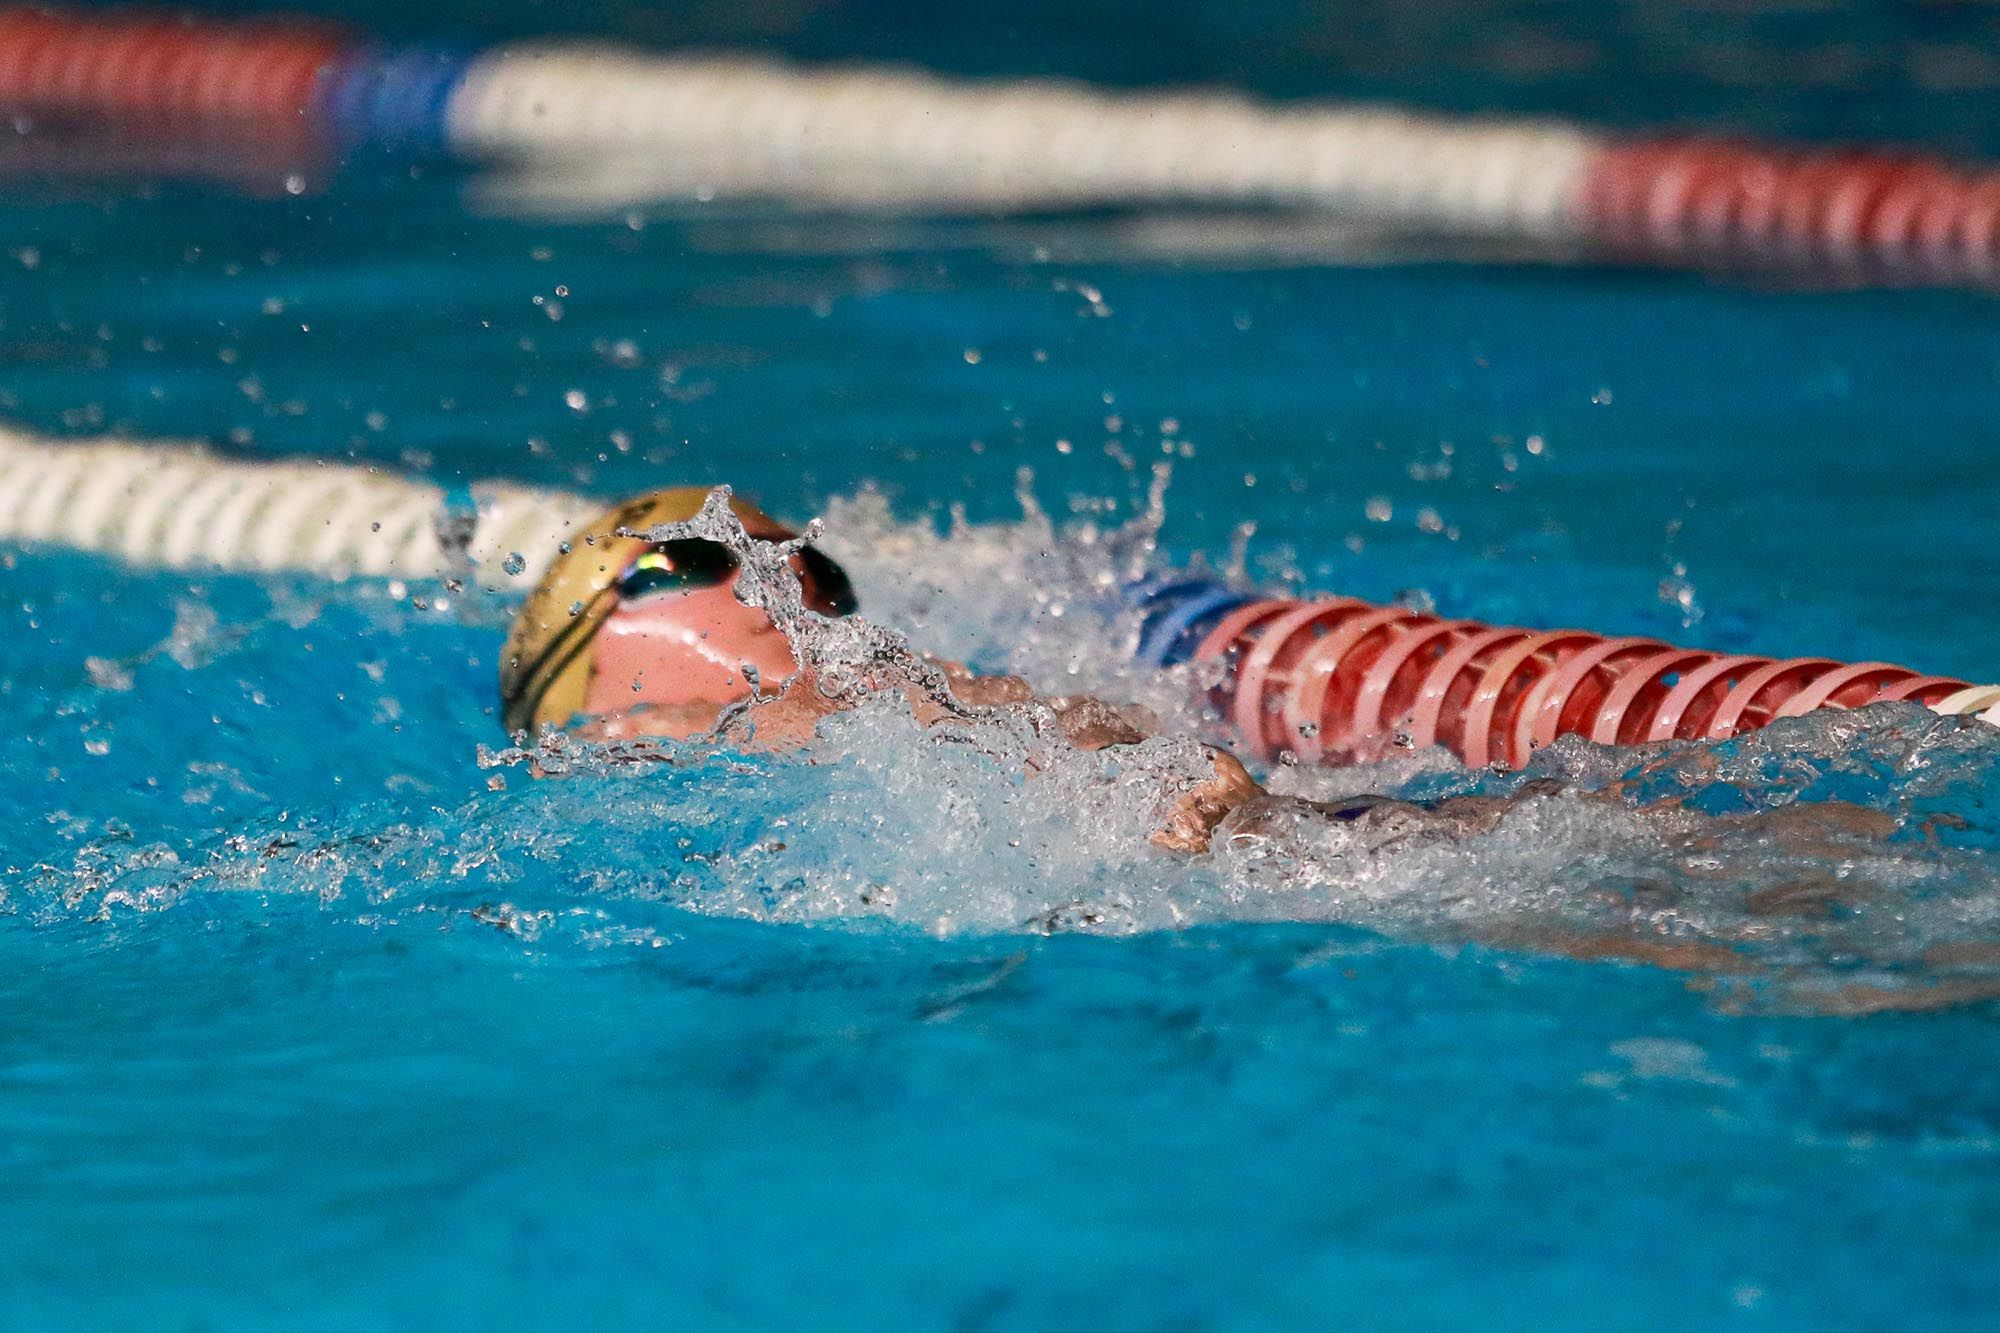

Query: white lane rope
<box><xmin>0</xmin><ymin>426</ymin><xmax>595</xmax><ymax>586</ymax></box>
<box><xmin>447</xmin><ymin>49</ymin><xmax>1596</xmax><ymax>234</ymax></box>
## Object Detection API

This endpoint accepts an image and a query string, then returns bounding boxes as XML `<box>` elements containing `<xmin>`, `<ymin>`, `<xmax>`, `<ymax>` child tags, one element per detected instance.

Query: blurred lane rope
<box><xmin>0</xmin><ymin>424</ymin><xmax>595</xmax><ymax>584</ymax></box>
<box><xmin>3</xmin><ymin>7</ymin><xmax>2000</xmax><ymax>283</ymax></box>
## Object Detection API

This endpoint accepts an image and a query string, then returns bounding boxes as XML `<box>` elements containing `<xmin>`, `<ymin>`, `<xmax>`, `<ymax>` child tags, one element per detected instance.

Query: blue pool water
<box><xmin>7</xmin><ymin>2</ymin><xmax>2000</xmax><ymax>1328</ymax></box>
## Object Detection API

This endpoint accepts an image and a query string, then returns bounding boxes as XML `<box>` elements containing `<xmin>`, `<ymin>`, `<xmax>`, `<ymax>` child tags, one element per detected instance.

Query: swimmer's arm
<box><xmin>927</xmin><ymin>658</ymin><xmax>1157</xmax><ymax>747</ymax></box>
<box><xmin>927</xmin><ymin>657</ymin><xmax>1264</xmax><ymax>853</ymax></box>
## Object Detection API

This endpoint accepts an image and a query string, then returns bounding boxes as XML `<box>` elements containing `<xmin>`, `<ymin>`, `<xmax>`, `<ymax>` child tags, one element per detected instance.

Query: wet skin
<box><xmin>581</xmin><ymin>576</ymin><xmax>806</xmax><ymax>741</ymax></box>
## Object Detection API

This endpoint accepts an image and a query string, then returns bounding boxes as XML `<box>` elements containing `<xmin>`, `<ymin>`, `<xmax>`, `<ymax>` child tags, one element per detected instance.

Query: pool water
<box><xmin>6</xmin><ymin>2</ymin><xmax>2000</xmax><ymax>1328</ymax></box>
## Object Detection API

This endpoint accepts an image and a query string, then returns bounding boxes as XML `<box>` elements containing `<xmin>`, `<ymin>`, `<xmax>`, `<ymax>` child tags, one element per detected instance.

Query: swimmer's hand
<box><xmin>1152</xmin><ymin>748</ymin><xmax>1262</xmax><ymax>854</ymax></box>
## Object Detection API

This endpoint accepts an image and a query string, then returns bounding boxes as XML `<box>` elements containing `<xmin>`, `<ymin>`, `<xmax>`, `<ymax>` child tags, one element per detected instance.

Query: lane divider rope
<box><xmin>0</xmin><ymin>425</ymin><xmax>596</xmax><ymax>584</ymax></box>
<box><xmin>2</xmin><ymin>425</ymin><xmax>1992</xmax><ymax>769</ymax></box>
<box><xmin>4</xmin><ymin>8</ymin><xmax>2000</xmax><ymax>281</ymax></box>
<box><xmin>1130</xmin><ymin>578</ymin><xmax>2000</xmax><ymax>770</ymax></box>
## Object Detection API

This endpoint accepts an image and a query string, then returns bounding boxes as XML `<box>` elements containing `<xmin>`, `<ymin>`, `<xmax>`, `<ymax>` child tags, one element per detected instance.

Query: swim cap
<box><xmin>498</xmin><ymin>487</ymin><xmax>797</xmax><ymax>736</ymax></box>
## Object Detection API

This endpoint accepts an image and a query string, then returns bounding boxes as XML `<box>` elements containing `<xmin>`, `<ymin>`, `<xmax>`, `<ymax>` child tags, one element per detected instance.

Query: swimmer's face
<box><xmin>581</xmin><ymin>537</ymin><xmax>856</xmax><ymax>738</ymax></box>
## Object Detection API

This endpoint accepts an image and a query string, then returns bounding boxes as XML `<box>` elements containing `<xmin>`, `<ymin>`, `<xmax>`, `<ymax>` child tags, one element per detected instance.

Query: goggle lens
<box><xmin>613</xmin><ymin>538</ymin><xmax>858</xmax><ymax>618</ymax></box>
<box><xmin>615</xmin><ymin>539</ymin><xmax>740</xmax><ymax>601</ymax></box>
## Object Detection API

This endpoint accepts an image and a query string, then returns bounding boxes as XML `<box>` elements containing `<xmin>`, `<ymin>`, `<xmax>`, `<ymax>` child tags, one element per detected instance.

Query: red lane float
<box><xmin>0</xmin><ymin>7</ymin><xmax>344</xmax><ymax>132</ymax></box>
<box><xmin>1189</xmin><ymin>595</ymin><xmax>1972</xmax><ymax>769</ymax></box>
<box><xmin>1578</xmin><ymin>137</ymin><xmax>2000</xmax><ymax>284</ymax></box>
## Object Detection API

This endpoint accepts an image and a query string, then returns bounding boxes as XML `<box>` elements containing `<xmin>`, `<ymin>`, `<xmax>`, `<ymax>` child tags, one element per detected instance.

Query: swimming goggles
<box><xmin>614</xmin><ymin>538</ymin><xmax>858</xmax><ymax>619</ymax></box>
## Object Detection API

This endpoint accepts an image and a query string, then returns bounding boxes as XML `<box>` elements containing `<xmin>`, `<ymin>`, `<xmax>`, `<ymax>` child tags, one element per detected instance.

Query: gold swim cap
<box><xmin>498</xmin><ymin>487</ymin><xmax>795</xmax><ymax>736</ymax></box>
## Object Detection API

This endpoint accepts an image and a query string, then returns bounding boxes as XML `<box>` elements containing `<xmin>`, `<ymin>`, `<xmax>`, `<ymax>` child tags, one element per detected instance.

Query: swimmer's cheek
<box><xmin>1152</xmin><ymin>749</ymin><xmax>1264</xmax><ymax>855</ymax></box>
<box><xmin>559</xmin><ymin>677</ymin><xmax>853</xmax><ymax>754</ymax></box>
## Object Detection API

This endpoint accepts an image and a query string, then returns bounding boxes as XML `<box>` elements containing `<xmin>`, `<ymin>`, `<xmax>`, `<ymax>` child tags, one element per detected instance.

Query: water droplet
<box><xmin>502</xmin><ymin>552</ymin><xmax>527</xmax><ymax>576</ymax></box>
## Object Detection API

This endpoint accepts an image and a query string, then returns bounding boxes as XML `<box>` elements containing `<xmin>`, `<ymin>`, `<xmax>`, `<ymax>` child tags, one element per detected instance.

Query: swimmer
<box><xmin>496</xmin><ymin>487</ymin><xmax>1904</xmax><ymax>868</ymax></box>
<box><xmin>499</xmin><ymin>486</ymin><xmax>1268</xmax><ymax>849</ymax></box>
<box><xmin>492</xmin><ymin>487</ymin><xmax>1989</xmax><ymax>1012</ymax></box>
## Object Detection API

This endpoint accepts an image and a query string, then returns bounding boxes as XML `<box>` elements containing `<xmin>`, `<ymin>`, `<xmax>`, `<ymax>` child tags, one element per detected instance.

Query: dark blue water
<box><xmin>6</xmin><ymin>3</ymin><xmax>2000</xmax><ymax>1328</ymax></box>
